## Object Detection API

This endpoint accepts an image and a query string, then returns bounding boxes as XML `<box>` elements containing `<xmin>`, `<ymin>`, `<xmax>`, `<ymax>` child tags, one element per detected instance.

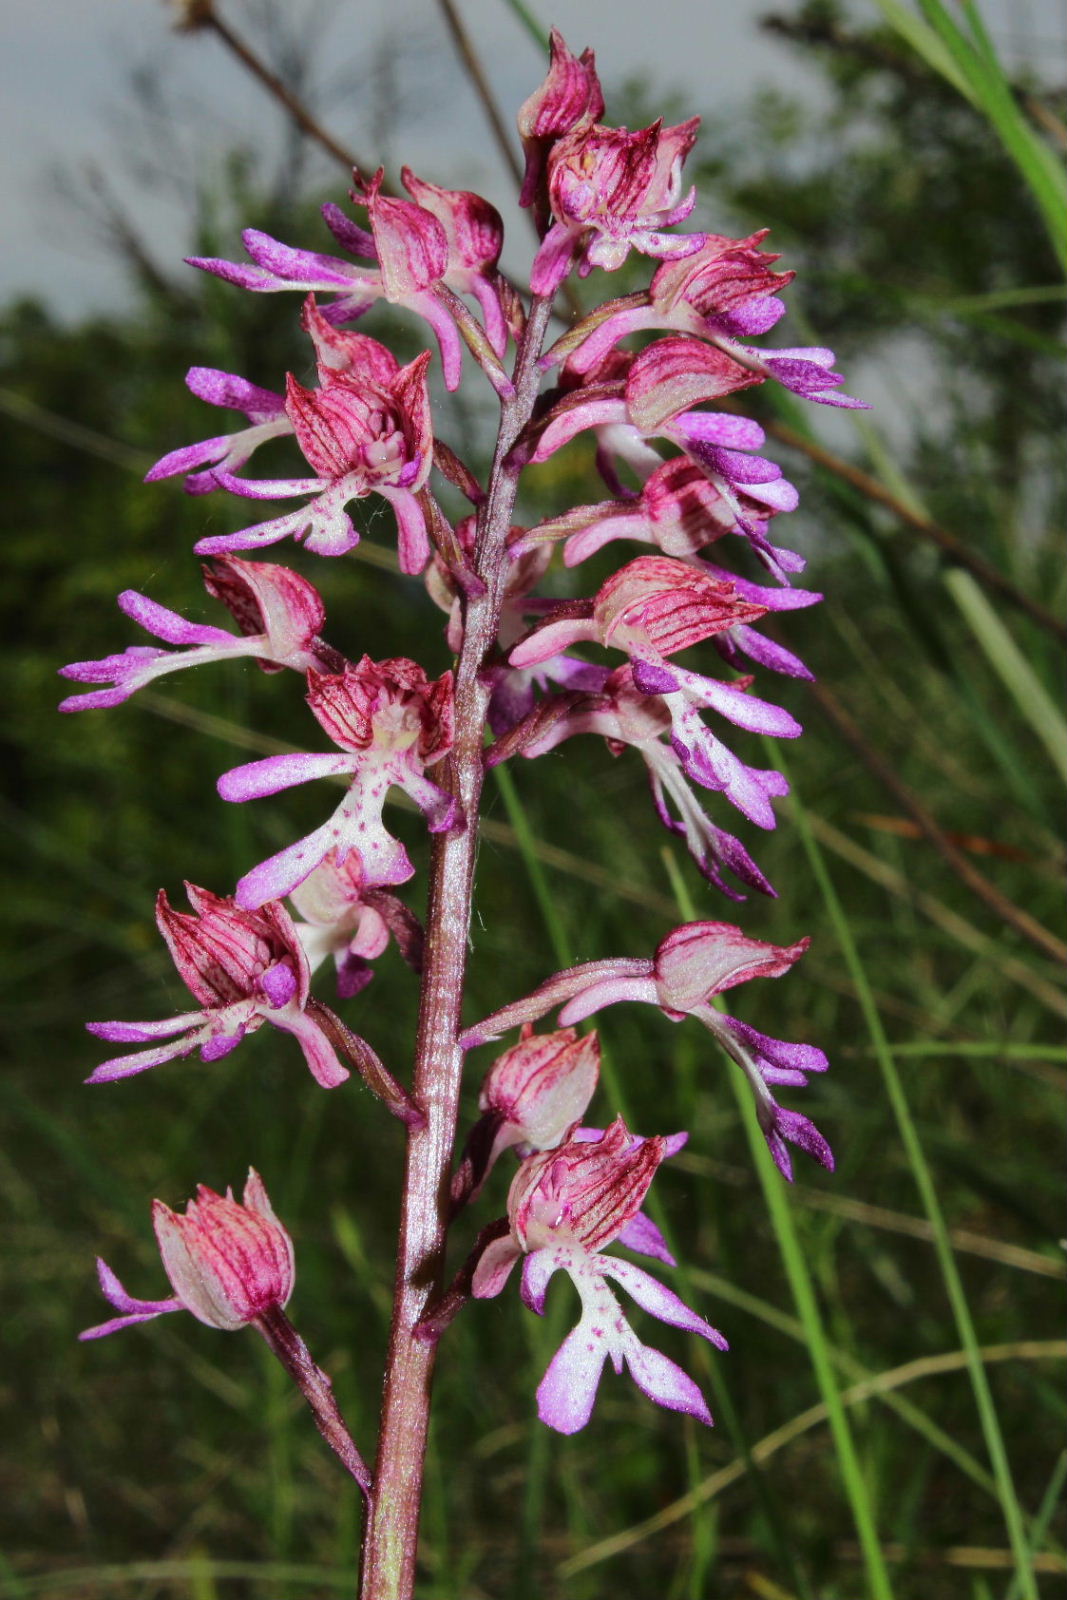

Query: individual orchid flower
<box><xmin>505</xmin><ymin>552</ymin><xmax>810</xmax><ymax>751</ymax></box>
<box><xmin>191</xmin><ymin>334</ymin><xmax>436</xmax><ymax>572</ymax></box>
<box><xmin>525</xmin><ymin>337</ymin><xmax>804</xmax><ymax>579</ymax></box>
<box><xmin>514</xmin><ymin>456</ymin><xmax>773</xmax><ymax>567</ymax></box>
<box><xmin>516</xmin><ymin>27</ymin><xmax>604</xmax><ymax>212</ymax></box>
<box><xmin>398</xmin><ymin>167</ymin><xmax>511</xmax><ymax>358</ymax></box>
<box><xmin>80</xmin><ymin>1170</ymin><xmax>373</xmax><ymax>1492</ymax></box>
<box><xmin>544</xmin><ymin>232</ymin><xmax>866</xmax><ymax>409</ymax></box>
<box><xmin>531</xmin><ymin>116</ymin><xmax>706</xmax><ymax>297</ymax></box>
<box><xmin>487</xmin><ymin>665</ymin><xmax>780</xmax><ymax>896</ymax></box>
<box><xmin>143</xmin><ymin>306</ymin><xmax>386</xmax><ymax>496</ymax></box>
<box><xmin>190</xmin><ymin>168</ymin><xmax>509</xmax><ymax>390</ymax></box>
<box><xmin>470</xmin><ymin>1119</ymin><xmax>726</xmax><ymax>1433</ymax></box>
<box><xmin>80</xmin><ymin>1168</ymin><xmax>295</xmax><ymax>1338</ymax></box>
<box><xmin>218</xmin><ymin>656</ymin><xmax>458</xmax><ymax>907</ymax></box>
<box><xmin>514</xmin><ymin>475</ymin><xmax>822</xmax><ymax>673</ymax></box>
<box><xmin>58</xmin><ymin>556</ymin><xmax>340</xmax><ymax>711</ymax></box>
<box><xmin>288</xmin><ymin>847</ymin><xmax>423</xmax><ymax>999</ymax></box>
<box><xmin>86</xmin><ymin>884</ymin><xmax>353</xmax><ymax>1088</ymax></box>
<box><xmin>462</xmin><ymin>922</ymin><xmax>832</xmax><ymax>1179</ymax></box>
<box><xmin>144</xmin><ymin>366</ymin><xmax>291</xmax><ymax>496</ymax></box>
<box><xmin>506</xmin><ymin>554</ymin><xmax>770</xmax><ymax>687</ymax></box>
<box><xmin>495</xmin><ymin>626</ymin><xmax>799</xmax><ymax>834</ymax></box>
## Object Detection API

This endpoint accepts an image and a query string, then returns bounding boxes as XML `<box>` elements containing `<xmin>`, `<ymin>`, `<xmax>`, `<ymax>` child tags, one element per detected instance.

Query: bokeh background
<box><xmin>2</xmin><ymin>2</ymin><xmax>1065</xmax><ymax>1597</ymax></box>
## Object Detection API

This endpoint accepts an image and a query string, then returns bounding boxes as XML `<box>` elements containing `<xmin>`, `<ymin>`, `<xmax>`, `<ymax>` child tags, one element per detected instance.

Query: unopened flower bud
<box><xmin>152</xmin><ymin>1169</ymin><xmax>294</xmax><ymax>1331</ymax></box>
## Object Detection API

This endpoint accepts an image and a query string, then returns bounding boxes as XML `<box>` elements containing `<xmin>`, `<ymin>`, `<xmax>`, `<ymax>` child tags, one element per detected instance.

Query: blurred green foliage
<box><xmin>2</xmin><ymin>4</ymin><xmax>1064</xmax><ymax>1597</ymax></box>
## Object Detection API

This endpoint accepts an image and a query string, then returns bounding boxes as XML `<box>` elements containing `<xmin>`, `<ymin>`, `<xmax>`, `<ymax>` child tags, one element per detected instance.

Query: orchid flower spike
<box><xmin>472</xmin><ymin>1119</ymin><xmax>726</xmax><ymax>1433</ymax></box>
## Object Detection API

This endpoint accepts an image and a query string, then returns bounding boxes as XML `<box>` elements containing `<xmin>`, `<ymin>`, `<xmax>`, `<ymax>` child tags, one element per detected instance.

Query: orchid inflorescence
<box><xmin>68</xmin><ymin>28</ymin><xmax>859</xmax><ymax>1588</ymax></box>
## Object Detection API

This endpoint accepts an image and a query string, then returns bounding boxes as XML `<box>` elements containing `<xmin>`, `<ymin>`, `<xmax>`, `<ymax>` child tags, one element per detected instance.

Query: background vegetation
<box><xmin>2</xmin><ymin>2</ymin><xmax>1064</xmax><ymax>1596</ymax></box>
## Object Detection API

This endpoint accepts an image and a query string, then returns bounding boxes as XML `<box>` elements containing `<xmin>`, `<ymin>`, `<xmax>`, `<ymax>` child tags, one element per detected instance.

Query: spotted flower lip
<box><xmin>193</xmin><ymin>338</ymin><xmax>436</xmax><ymax>573</ymax></box>
<box><xmin>79</xmin><ymin>1168</ymin><xmax>293</xmax><ymax>1339</ymax></box>
<box><xmin>58</xmin><ymin>556</ymin><xmax>336</xmax><ymax>712</ymax></box>
<box><xmin>530</xmin><ymin>116</ymin><xmax>706</xmax><ymax>296</ymax></box>
<box><xmin>470</xmin><ymin>1120</ymin><xmax>726</xmax><ymax>1433</ymax></box>
<box><xmin>217</xmin><ymin>656</ymin><xmax>459</xmax><ymax>908</ymax></box>
<box><xmin>460</xmin><ymin>923</ymin><xmax>830</xmax><ymax>1180</ymax></box>
<box><xmin>86</xmin><ymin>886</ymin><xmax>351</xmax><ymax>1089</ymax></box>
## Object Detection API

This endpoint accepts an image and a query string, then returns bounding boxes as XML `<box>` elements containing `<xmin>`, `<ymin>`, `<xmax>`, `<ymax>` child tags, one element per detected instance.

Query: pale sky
<box><xmin>1</xmin><ymin>0</ymin><xmax>1063</xmax><ymax>316</ymax></box>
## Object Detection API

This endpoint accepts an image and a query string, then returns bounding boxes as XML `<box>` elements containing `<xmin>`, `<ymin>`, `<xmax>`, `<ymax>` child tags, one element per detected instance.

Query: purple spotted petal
<box><xmin>623</xmin><ymin>1338</ymin><xmax>712</xmax><ymax>1423</ymax></box>
<box><xmin>535</xmin><ymin>1317</ymin><xmax>607</xmax><ymax>1434</ymax></box>
<box><xmin>599</xmin><ymin>1256</ymin><xmax>727</xmax><ymax>1346</ymax></box>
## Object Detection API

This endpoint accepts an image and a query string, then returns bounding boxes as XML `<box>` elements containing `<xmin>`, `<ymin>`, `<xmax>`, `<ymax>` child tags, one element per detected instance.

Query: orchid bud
<box><xmin>480</xmin><ymin>1024</ymin><xmax>600</xmax><ymax>1154</ymax></box>
<box><xmin>452</xmin><ymin>1026</ymin><xmax>601</xmax><ymax>1211</ymax></box>
<box><xmin>152</xmin><ymin>1169</ymin><xmax>294</xmax><ymax>1331</ymax></box>
<box><xmin>517</xmin><ymin>28</ymin><xmax>604</xmax><ymax>209</ymax></box>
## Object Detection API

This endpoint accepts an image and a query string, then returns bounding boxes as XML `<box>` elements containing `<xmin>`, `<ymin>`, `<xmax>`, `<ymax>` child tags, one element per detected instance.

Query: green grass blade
<box><xmin>496</xmin><ymin>0</ymin><xmax>550</xmax><ymax>51</ymax></box>
<box><xmin>874</xmin><ymin>0</ymin><xmax>1067</xmax><ymax>269</ymax></box>
<box><xmin>723</xmin><ymin>1056</ymin><xmax>895</xmax><ymax>1600</ymax></box>
<box><xmin>779</xmin><ymin>748</ymin><xmax>1042</xmax><ymax>1600</ymax></box>
<box><xmin>1003</xmin><ymin>1449</ymin><xmax>1067</xmax><ymax>1600</ymax></box>
<box><xmin>942</xmin><ymin>568</ymin><xmax>1067</xmax><ymax>783</ymax></box>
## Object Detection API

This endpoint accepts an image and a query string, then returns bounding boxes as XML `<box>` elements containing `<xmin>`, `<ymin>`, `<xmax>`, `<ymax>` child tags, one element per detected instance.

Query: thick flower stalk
<box><xmin>69</xmin><ymin>30</ymin><xmax>858</xmax><ymax>1600</ymax></box>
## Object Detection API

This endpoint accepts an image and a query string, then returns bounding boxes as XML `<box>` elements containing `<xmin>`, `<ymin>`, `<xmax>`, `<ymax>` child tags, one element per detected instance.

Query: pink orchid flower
<box><xmin>189</xmin><ymin>166</ymin><xmax>509</xmax><ymax>389</ymax></box>
<box><xmin>190</xmin><ymin>331</ymin><xmax>436</xmax><ymax>571</ymax></box>
<box><xmin>525</xmin><ymin>339</ymin><xmax>809</xmax><ymax>581</ymax></box>
<box><xmin>462</xmin><ymin>922</ymin><xmax>831</xmax><ymax>1180</ymax></box>
<box><xmin>544</xmin><ymin>231</ymin><xmax>867</xmax><ymax>409</ymax></box>
<box><xmin>86</xmin><ymin>885</ymin><xmax>352</xmax><ymax>1088</ymax></box>
<box><xmin>531</xmin><ymin>117</ymin><xmax>706</xmax><ymax>296</ymax></box>
<box><xmin>472</xmin><ymin>1120</ymin><xmax>726</xmax><ymax>1433</ymax></box>
<box><xmin>289</xmin><ymin>847</ymin><xmax>423</xmax><ymax>999</ymax></box>
<box><xmin>487</xmin><ymin>664</ymin><xmax>781</xmax><ymax>896</ymax></box>
<box><xmin>59</xmin><ymin>556</ymin><xmax>338</xmax><ymax>711</ymax></box>
<box><xmin>80</xmin><ymin>1169</ymin><xmax>293</xmax><ymax>1339</ymax></box>
<box><xmin>218</xmin><ymin>656</ymin><xmax>458</xmax><ymax>906</ymax></box>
